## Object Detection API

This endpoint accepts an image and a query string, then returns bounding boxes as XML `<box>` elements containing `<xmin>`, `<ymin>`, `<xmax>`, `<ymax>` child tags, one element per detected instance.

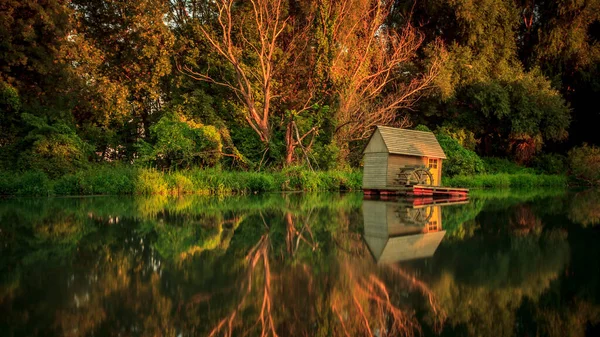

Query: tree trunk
<box><xmin>285</xmin><ymin>122</ymin><xmax>295</xmax><ymax>165</ymax></box>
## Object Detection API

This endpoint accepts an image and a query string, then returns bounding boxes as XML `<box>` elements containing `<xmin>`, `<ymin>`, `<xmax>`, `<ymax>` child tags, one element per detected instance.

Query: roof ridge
<box><xmin>369</xmin><ymin>126</ymin><xmax>446</xmax><ymax>159</ymax></box>
<box><xmin>377</xmin><ymin>125</ymin><xmax>435</xmax><ymax>135</ymax></box>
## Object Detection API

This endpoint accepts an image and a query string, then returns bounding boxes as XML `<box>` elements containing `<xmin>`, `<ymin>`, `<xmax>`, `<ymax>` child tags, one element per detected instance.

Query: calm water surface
<box><xmin>1</xmin><ymin>190</ymin><xmax>599</xmax><ymax>336</ymax></box>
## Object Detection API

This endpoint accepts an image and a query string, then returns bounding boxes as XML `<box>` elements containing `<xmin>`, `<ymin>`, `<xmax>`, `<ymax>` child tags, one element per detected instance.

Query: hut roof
<box><xmin>364</xmin><ymin>231</ymin><xmax>447</xmax><ymax>264</ymax></box>
<box><xmin>368</xmin><ymin>126</ymin><xmax>447</xmax><ymax>159</ymax></box>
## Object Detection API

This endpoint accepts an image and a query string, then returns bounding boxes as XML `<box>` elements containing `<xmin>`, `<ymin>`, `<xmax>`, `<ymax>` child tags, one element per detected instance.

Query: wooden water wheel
<box><xmin>396</xmin><ymin>206</ymin><xmax>434</xmax><ymax>226</ymax></box>
<box><xmin>395</xmin><ymin>165</ymin><xmax>434</xmax><ymax>186</ymax></box>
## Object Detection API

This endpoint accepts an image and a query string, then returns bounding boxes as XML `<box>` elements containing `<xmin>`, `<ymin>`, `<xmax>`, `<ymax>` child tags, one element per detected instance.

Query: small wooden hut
<box><xmin>363</xmin><ymin>126</ymin><xmax>446</xmax><ymax>189</ymax></box>
<box><xmin>362</xmin><ymin>200</ymin><xmax>446</xmax><ymax>264</ymax></box>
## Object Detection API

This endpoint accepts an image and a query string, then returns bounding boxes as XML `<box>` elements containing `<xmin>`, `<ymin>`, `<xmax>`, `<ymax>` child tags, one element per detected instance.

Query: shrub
<box><xmin>76</xmin><ymin>166</ymin><xmax>136</xmax><ymax>195</ymax></box>
<box><xmin>312</xmin><ymin>143</ymin><xmax>340</xmax><ymax>170</ymax></box>
<box><xmin>167</xmin><ymin>173</ymin><xmax>195</xmax><ymax>195</ymax></box>
<box><xmin>53</xmin><ymin>174</ymin><xmax>80</xmax><ymax>195</ymax></box>
<box><xmin>149</xmin><ymin>113</ymin><xmax>223</xmax><ymax>169</ymax></box>
<box><xmin>444</xmin><ymin>173</ymin><xmax>566</xmax><ymax>188</ymax></box>
<box><xmin>532</xmin><ymin>153</ymin><xmax>567</xmax><ymax>175</ymax></box>
<box><xmin>16</xmin><ymin>171</ymin><xmax>50</xmax><ymax>196</ymax></box>
<box><xmin>483</xmin><ymin>157</ymin><xmax>536</xmax><ymax>174</ymax></box>
<box><xmin>436</xmin><ymin>133</ymin><xmax>486</xmax><ymax>177</ymax></box>
<box><xmin>17</xmin><ymin>114</ymin><xmax>92</xmax><ymax>178</ymax></box>
<box><xmin>0</xmin><ymin>172</ymin><xmax>18</xmax><ymax>195</ymax></box>
<box><xmin>568</xmin><ymin>144</ymin><xmax>600</xmax><ymax>185</ymax></box>
<box><xmin>437</xmin><ymin>125</ymin><xmax>479</xmax><ymax>151</ymax></box>
<box><xmin>246</xmin><ymin>173</ymin><xmax>276</xmax><ymax>192</ymax></box>
<box><xmin>135</xmin><ymin>168</ymin><xmax>168</xmax><ymax>195</ymax></box>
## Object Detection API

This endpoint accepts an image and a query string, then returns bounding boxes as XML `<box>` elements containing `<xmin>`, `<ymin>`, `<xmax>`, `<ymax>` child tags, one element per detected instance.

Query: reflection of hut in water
<box><xmin>363</xmin><ymin>199</ymin><xmax>447</xmax><ymax>264</ymax></box>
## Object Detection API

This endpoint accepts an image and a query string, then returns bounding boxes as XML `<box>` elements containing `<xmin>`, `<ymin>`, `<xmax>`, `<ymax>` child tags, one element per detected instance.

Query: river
<box><xmin>1</xmin><ymin>189</ymin><xmax>599</xmax><ymax>336</ymax></box>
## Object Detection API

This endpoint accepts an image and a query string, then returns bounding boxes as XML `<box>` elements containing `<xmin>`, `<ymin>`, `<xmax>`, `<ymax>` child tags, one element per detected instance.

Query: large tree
<box><xmin>71</xmin><ymin>0</ymin><xmax>175</xmax><ymax>159</ymax></box>
<box><xmin>391</xmin><ymin>0</ymin><xmax>571</xmax><ymax>161</ymax></box>
<box><xmin>180</xmin><ymin>0</ymin><xmax>440</xmax><ymax>166</ymax></box>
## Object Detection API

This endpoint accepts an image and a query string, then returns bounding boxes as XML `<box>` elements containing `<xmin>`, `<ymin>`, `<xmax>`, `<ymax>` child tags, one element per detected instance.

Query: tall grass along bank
<box><xmin>0</xmin><ymin>167</ymin><xmax>362</xmax><ymax>196</ymax></box>
<box><xmin>0</xmin><ymin>168</ymin><xmax>571</xmax><ymax>196</ymax></box>
<box><xmin>443</xmin><ymin>173</ymin><xmax>568</xmax><ymax>189</ymax></box>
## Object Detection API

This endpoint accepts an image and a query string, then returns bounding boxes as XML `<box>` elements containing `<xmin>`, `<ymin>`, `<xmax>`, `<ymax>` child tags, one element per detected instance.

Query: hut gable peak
<box><xmin>364</xmin><ymin>126</ymin><xmax>447</xmax><ymax>159</ymax></box>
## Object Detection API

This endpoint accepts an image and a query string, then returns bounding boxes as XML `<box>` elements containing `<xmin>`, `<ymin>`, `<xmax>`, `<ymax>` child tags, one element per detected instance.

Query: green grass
<box><xmin>443</xmin><ymin>173</ymin><xmax>568</xmax><ymax>189</ymax></box>
<box><xmin>0</xmin><ymin>165</ymin><xmax>572</xmax><ymax>196</ymax></box>
<box><xmin>0</xmin><ymin>166</ymin><xmax>362</xmax><ymax>196</ymax></box>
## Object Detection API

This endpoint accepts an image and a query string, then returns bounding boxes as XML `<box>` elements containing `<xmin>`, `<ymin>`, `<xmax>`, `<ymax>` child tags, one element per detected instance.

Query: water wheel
<box><xmin>396</xmin><ymin>165</ymin><xmax>434</xmax><ymax>186</ymax></box>
<box><xmin>396</xmin><ymin>206</ymin><xmax>434</xmax><ymax>226</ymax></box>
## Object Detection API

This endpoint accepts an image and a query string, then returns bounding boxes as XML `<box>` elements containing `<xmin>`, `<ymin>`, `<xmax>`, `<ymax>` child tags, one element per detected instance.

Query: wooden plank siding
<box><xmin>363</xmin><ymin>200</ymin><xmax>446</xmax><ymax>263</ymax></box>
<box><xmin>363</xmin><ymin>126</ymin><xmax>448</xmax><ymax>189</ymax></box>
<box><xmin>363</xmin><ymin>129</ymin><xmax>388</xmax><ymax>153</ymax></box>
<box><xmin>386</xmin><ymin>154</ymin><xmax>428</xmax><ymax>187</ymax></box>
<box><xmin>363</xmin><ymin>153</ymin><xmax>388</xmax><ymax>189</ymax></box>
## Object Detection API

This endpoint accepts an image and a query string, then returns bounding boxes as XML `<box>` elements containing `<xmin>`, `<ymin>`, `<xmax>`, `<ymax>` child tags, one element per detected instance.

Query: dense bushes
<box><xmin>483</xmin><ymin>157</ymin><xmax>536</xmax><ymax>174</ymax></box>
<box><xmin>14</xmin><ymin>114</ymin><xmax>92</xmax><ymax>178</ymax></box>
<box><xmin>533</xmin><ymin>153</ymin><xmax>567</xmax><ymax>175</ymax></box>
<box><xmin>0</xmin><ymin>171</ymin><xmax>51</xmax><ymax>196</ymax></box>
<box><xmin>444</xmin><ymin>174</ymin><xmax>567</xmax><ymax>188</ymax></box>
<box><xmin>140</xmin><ymin>113</ymin><xmax>223</xmax><ymax>169</ymax></box>
<box><xmin>435</xmin><ymin>132</ymin><xmax>486</xmax><ymax>177</ymax></box>
<box><xmin>568</xmin><ymin>144</ymin><xmax>600</xmax><ymax>185</ymax></box>
<box><xmin>53</xmin><ymin>166</ymin><xmax>137</xmax><ymax>195</ymax></box>
<box><xmin>413</xmin><ymin>125</ymin><xmax>485</xmax><ymax>177</ymax></box>
<box><xmin>0</xmin><ymin>167</ymin><xmax>362</xmax><ymax>196</ymax></box>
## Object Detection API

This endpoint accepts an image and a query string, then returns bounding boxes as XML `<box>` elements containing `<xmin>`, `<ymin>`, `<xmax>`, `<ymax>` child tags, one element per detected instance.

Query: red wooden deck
<box><xmin>363</xmin><ymin>184</ymin><xmax>469</xmax><ymax>198</ymax></box>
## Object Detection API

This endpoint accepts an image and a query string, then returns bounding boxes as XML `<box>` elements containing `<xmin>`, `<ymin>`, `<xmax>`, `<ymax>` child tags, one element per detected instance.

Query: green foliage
<box><xmin>414</xmin><ymin>125</ymin><xmax>431</xmax><ymax>132</ymax></box>
<box><xmin>0</xmin><ymin>0</ymin><xmax>596</xmax><ymax>184</ymax></box>
<box><xmin>568</xmin><ymin>144</ymin><xmax>600</xmax><ymax>185</ymax></box>
<box><xmin>437</xmin><ymin>125</ymin><xmax>479</xmax><ymax>151</ymax></box>
<box><xmin>147</xmin><ymin>113</ymin><xmax>223</xmax><ymax>169</ymax></box>
<box><xmin>135</xmin><ymin>169</ymin><xmax>169</xmax><ymax>195</ymax></box>
<box><xmin>16</xmin><ymin>114</ymin><xmax>92</xmax><ymax>177</ymax></box>
<box><xmin>483</xmin><ymin>157</ymin><xmax>536</xmax><ymax>174</ymax></box>
<box><xmin>0</xmin><ymin>167</ymin><xmax>362</xmax><ymax>196</ymax></box>
<box><xmin>167</xmin><ymin>173</ymin><xmax>195</xmax><ymax>195</ymax></box>
<box><xmin>444</xmin><ymin>173</ymin><xmax>567</xmax><ymax>189</ymax></box>
<box><xmin>0</xmin><ymin>81</ymin><xmax>21</xmax><ymax>152</ymax></box>
<box><xmin>312</xmin><ymin>142</ymin><xmax>340</xmax><ymax>171</ymax></box>
<box><xmin>447</xmin><ymin>74</ymin><xmax>570</xmax><ymax>161</ymax></box>
<box><xmin>533</xmin><ymin>153</ymin><xmax>568</xmax><ymax>175</ymax></box>
<box><xmin>0</xmin><ymin>171</ymin><xmax>50</xmax><ymax>196</ymax></box>
<box><xmin>53</xmin><ymin>166</ymin><xmax>137</xmax><ymax>195</ymax></box>
<box><xmin>436</xmin><ymin>132</ymin><xmax>486</xmax><ymax>177</ymax></box>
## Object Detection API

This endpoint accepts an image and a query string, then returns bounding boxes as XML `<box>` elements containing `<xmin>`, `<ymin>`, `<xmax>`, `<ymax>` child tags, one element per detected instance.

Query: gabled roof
<box><xmin>366</xmin><ymin>126</ymin><xmax>447</xmax><ymax>159</ymax></box>
<box><xmin>364</xmin><ymin>231</ymin><xmax>447</xmax><ymax>264</ymax></box>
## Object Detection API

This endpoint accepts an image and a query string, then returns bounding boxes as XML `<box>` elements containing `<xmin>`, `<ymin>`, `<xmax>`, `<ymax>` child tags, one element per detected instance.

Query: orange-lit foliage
<box><xmin>321</xmin><ymin>0</ymin><xmax>442</xmax><ymax>147</ymax></box>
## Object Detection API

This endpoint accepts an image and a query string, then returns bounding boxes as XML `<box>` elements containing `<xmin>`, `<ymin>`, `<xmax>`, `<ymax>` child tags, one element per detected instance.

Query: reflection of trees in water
<box><xmin>199</xmin><ymin>211</ymin><xmax>445</xmax><ymax>337</ymax></box>
<box><xmin>534</xmin><ymin>300</ymin><xmax>600</xmax><ymax>337</ymax></box>
<box><xmin>427</xmin><ymin>228</ymin><xmax>572</xmax><ymax>337</ymax></box>
<box><xmin>568</xmin><ymin>189</ymin><xmax>600</xmax><ymax>227</ymax></box>
<box><xmin>509</xmin><ymin>205</ymin><xmax>543</xmax><ymax>235</ymax></box>
<box><xmin>3</xmin><ymin>192</ymin><xmax>600</xmax><ymax>336</ymax></box>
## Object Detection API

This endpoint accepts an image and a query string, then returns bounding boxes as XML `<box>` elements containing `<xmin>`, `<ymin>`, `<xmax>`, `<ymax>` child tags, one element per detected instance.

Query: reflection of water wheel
<box><xmin>396</xmin><ymin>165</ymin><xmax>434</xmax><ymax>186</ymax></box>
<box><xmin>396</xmin><ymin>206</ymin><xmax>434</xmax><ymax>226</ymax></box>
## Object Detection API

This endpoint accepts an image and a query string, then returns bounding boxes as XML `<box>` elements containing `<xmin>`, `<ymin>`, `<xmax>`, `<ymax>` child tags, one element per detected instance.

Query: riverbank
<box><xmin>0</xmin><ymin>167</ymin><xmax>570</xmax><ymax>196</ymax></box>
<box><xmin>443</xmin><ymin>173</ymin><xmax>568</xmax><ymax>188</ymax></box>
<box><xmin>0</xmin><ymin>167</ymin><xmax>362</xmax><ymax>196</ymax></box>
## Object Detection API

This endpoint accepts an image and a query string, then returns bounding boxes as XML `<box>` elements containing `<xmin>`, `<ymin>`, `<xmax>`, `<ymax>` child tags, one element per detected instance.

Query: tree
<box><xmin>517</xmin><ymin>0</ymin><xmax>600</xmax><ymax>146</ymax></box>
<box><xmin>322</xmin><ymin>0</ymin><xmax>442</xmax><ymax>159</ymax></box>
<box><xmin>179</xmin><ymin>0</ymin><xmax>327</xmax><ymax>165</ymax></box>
<box><xmin>179</xmin><ymin>0</ymin><xmax>289</xmax><ymax>145</ymax></box>
<box><xmin>71</xmin><ymin>0</ymin><xmax>175</xmax><ymax>158</ymax></box>
<box><xmin>391</xmin><ymin>0</ymin><xmax>571</xmax><ymax>161</ymax></box>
